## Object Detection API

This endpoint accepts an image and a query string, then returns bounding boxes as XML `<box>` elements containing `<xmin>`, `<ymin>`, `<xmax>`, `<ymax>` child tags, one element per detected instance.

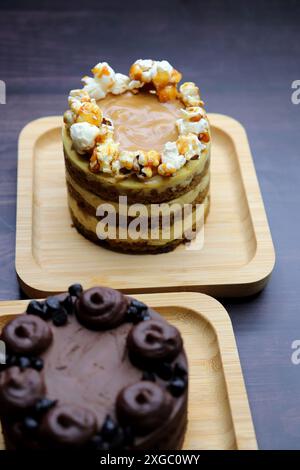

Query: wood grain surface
<box><xmin>0</xmin><ymin>0</ymin><xmax>299</xmax><ymax>449</ymax></box>
<box><xmin>0</xmin><ymin>293</ymin><xmax>257</xmax><ymax>450</ymax></box>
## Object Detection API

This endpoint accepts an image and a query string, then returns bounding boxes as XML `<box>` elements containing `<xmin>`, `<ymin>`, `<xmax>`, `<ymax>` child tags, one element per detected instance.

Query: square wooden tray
<box><xmin>0</xmin><ymin>292</ymin><xmax>257</xmax><ymax>450</ymax></box>
<box><xmin>16</xmin><ymin>114</ymin><xmax>275</xmax><ymax>298</ymax></box>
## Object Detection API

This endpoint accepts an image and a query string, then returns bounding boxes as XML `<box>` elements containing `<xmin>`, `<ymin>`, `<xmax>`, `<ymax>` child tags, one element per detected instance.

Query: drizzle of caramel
<box><xmin>98</xmin><ymin>91</ymin><xmax>182</xmax><ymax>152</ymax></box>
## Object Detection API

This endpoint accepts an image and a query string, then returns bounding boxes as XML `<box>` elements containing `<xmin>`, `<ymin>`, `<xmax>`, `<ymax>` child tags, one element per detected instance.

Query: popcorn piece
<box><xmin>76</xmin><ymin>101</ymin><xmax>103</xmax><ymax>127</ymax></box>
<box><xmin>130</xmin><ymin>59</ymin><xmax>182</xmax><ymax>102</ymax></box>
<box><xmin>70</xmin><ymin>122</ymin><xmax>101</xmax><ymax>155</ymax></box>
<box><xmin>98</xmin><ymin>118</ymin><xmax>114</xmax><ymax>143</ymax></box>
<box><xmin>82</xmin><ymin>62</ymin><xmax>115</xmax><ymax>100</ymax></box>
<box><xmin>141</xmin><ymin>166</ymin><xmax>153</xmax><ymax>178</ymax></box>
<box><xmin>130</xmin><ymin>59</ymin><xmax>157</xmax><ymax>82</ymax></box>
<box><xmin>90</xmin><ymin>149</ymin><xmax>100</xmax><ymax>173</ymax></box>
<box><xmin>68</xmin><ymin>89</ymin><xmax>91</xmax><ymax>114</ymax></box>
<box><xmin>111</xmin><ymin>73</ymin><xmax>143</xmax><ymax>95</ymax></box>
<box><xmin>119</xmin><ymin>150</ymin><xmax>139</xmax><ymax>171</ymax></box>
<box><xmin>157</xmin><ymin>85</ymin><xmax>178</xmax><ymax>103</ymax></box>
<box><xmin>199</xmin><ymin>132</ymin><xmax>210</xmax><ymax>143</ymax></box>
<box><xmin>180</xmin><ymin>106</ymin><xmax>206</xmax><ymax>121</ymax></box>
<box><xmin>176</xmin><ymin>134</ymin><xmax>206</xmax><ymax>160</ymax></box>
<box><xmin>176</xmin><ymin>110</ymin><xmax>209</xmax><ymax>135</ymax></box>
<box><xmin>94</xmin><ymin>140</ymin><xmax>120</xmax><ymax>174</ymax></box>
<box><xmin>179</xmin><ymin>82</ymin><xmax>203</xmax><ymax>107</ymax></box>
<box><xmin>138</xmin><ymin>150</ymin><xmax>161</xmax><ymax>168</ymax></box>
<box><xmin>82</xmin><ymin>62</ymin><xmax>143</xmax><ymax>100</ymax></box>
<box><xmin>63</xmin><ymin>110</ymin><xmax>75</xmax><ymax>127</ymax></box>
<box><xmin>158</xmin><ymin>142</ymin><xmax>186</xmax><ymax>176</ymax></box>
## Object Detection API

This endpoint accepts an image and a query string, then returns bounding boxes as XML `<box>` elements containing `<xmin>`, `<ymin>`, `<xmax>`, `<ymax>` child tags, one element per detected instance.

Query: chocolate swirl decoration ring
<box><xmin>127</xmin><ymin>319</ymin><xmax>183</xmax><ymax>365</ymax></box>
<box><xmin>116</xmin><ymin>381</ymin><xmax>172</xmax><ymax>434</ymax></box>
<box><xmin>1</xmin><ymin>315</ymin><xmax>53</xmax><ymax>355</ymax></box>
<box><xmin>75</xmin><ymin>287</ymin><xmax>128</xmax><ymax>330</ymax></box>
<box><xmin>0</xmin><ymin>367</ymin><xmax>46</xmax><ymax>414</ymax></box>
<box><xmin>40</xmin><ymin>404</ymin><xmax>98</xmax><ymax>446</ymax></box>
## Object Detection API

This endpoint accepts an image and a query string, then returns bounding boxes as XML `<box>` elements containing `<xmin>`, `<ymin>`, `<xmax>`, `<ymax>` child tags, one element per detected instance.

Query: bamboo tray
<box><xmin>0</xmin><ymin>292</ymin><xmax>257</xmax><ymax>450</ymax></box>
<box><xmin>16</xmin><ymin>114</ymin><xmax>275</xmax><ymax>298</ymax></box>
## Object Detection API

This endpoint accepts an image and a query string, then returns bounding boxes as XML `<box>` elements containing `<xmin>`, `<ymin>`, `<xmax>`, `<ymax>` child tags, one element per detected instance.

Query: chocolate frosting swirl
<box><xmin>117</xmin><ymin>381</ymin><xmax>172</xmax><ymax>434</ymax></box>
<box><xmin>0</xmin><ymin>367</ymin><xmax>45</xmax><ymax>414</ymax></box>
<box><xmin>1</xmin><ymin>315</ymin><xmax>53</xmax><ymax>355</ymax></box>
<box><xmin>40</xmin><ymin>404</ymin><xmax>97</xmax><ymax>446</ymax></box>
<box><xmin>75</xmin><ymin>287</ymin><xmax>128</xmax><ymax>330</ymax></box>
<box><xmin>127</xmin><ymin>319</ymin><xmax>183</xmax><ymax>365</ymax></box>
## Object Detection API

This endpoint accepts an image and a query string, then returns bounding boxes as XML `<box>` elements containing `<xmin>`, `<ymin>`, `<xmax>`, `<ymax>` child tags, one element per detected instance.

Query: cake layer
<box><xmin>66</xmin><ymin>168</ymin><xmax>210</xmax><ymax>220</ymax></box>
<box><xmin>68</xmin><ymin>192</ymin><xmax>210</xmax><ymax>253</ymax></box>
<box><xmin>63</xmin><ymin>126</ymin><xmax>210</xmax><ymax>204</ymax></box>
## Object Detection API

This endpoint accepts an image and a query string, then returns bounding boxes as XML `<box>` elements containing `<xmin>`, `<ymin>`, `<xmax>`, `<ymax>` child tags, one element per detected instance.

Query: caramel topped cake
<box><xmin>63</xmin><ymin>60</ymin><xmax>211</xmax><ymax>253</ymax></box>
<box><xmin>0</xmin><ymin>284</ymin><xmax>188</xmax><ymax>450</ymax></box>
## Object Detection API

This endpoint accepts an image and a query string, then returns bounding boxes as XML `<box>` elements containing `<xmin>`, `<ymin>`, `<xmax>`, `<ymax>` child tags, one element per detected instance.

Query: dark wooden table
<box><xmin>0</xmin><ymin>0</ymin><xmax>299</xmax><ymax>450</ymax></box>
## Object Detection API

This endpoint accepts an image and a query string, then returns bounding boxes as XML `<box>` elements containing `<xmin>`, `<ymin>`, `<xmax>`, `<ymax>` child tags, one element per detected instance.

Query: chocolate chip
<box><xmin>26</xmin><ymin>300</ymin><xmax>44</xmax><ymax>316</ymax></box>
<box><xmin>131</xmin><ymin>299</ymin><xmax>148</xmax><ymax>312</ymax></box>
<box><xmin>142</xmin><ymin>371</ymin><xmax>156</xmax><ymax>382</ymax></box>
<box><xmin>141</xmin><ymin>311</ymin><xmax>151</xmax><ymax>321</ymax></box>
<box><xmin>156</xmin><ymin>362</ymin><xmax>173</xmax><ymax>380</ymax></box>
<box><xmin>34</xmin><ymin>398</ymin><xmax>57</xmax><ymax>414</ymax></box>
<box><xmin>123</xmin><ymin>425</ymin><xmax>134</xmax><ymax>446</ymax></box>
<box><xmin>126</xmin><ymin>300</ymin><xmax>150</xmax><ymax>324</ymax></box>
<box><xmin>23</xmin><ymin>416</ymin><xmax>39</xmax><ymax>433</ymax></box>
<box><xmin>174</xmin><ymin>363</ymin><xmax>187</xmax><ymax>377</ymax></box>
<box><xmin>45</xmin><ymin>297</ymin><xmax>61</xmax><ymax>312</ymax></box>
<box><xmin>31</xmin><ymin>357</ymin><xmax>44</xmax><ymax>371</ymax></box>
<box><xmin>52</xmin><ymin>309</ymin><xmax>68</xmax><ymax>327</ymax></box>
<box><xmin>89</xmin><ymin>434</ymin><xmax>104</xmax><ymax>449</ymax></box>
<box><xmin>61</xmin><ymin>295</ymin><xmax>74</xmax><ymax>314</ymax></box>
<box><xmin>18</xmin><ymin>356</ymin><xmax>31</xmax><ymax>369</ymax></box>
<box><xmin>6</xmin><ymin>354</ymin><xmax>18</xmax><ymax>367</ymax></box>
<box><xmin>68</xmin><ymin>284</ymin><xmax>83</xmax><ymax>297</ymax></box>
<box><xmin>108</xmin><ymin>427</ymin><xmax>125</xmax><ymax>449</ymax></box>
<box><xmin>167</xmin><ymin>377</ymin><xmax>187</xmax><ymax>397</ymax></box>
<box><xmin>101</xmin><ymin>415</ymin><xmax>118</xmax><ymax>441</ymax></box>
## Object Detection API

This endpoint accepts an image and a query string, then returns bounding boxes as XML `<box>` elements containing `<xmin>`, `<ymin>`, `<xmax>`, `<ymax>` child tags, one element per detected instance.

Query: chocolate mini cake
<box><xmin>0</xmin><ymin>285</ymin><xmax>188</xmax><ymax>450</ymax></box>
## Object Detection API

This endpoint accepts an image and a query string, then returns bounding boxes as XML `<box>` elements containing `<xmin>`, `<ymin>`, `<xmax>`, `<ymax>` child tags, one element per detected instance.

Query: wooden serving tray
<box><xmin>16</xmin><ymin>114</ymin><xmax>275</xmax><ymax>298</ymax></box>
<box><xmin>0</xmin><ymin>292</ymin><xmax>257</xmax><ymax>450</ymax></box>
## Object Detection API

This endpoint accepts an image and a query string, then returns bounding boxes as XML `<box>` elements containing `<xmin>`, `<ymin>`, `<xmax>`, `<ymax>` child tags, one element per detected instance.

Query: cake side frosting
<box><xmin>0</xmin><ymin>285</ymin><xmax>188</xmax><ymax>450</ymax></box>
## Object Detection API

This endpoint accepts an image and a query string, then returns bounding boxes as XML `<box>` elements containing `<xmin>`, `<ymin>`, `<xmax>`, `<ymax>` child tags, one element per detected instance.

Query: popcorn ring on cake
<box><xmin>63</xmin><ymin>59</ymin><xmax>210</xmax><ymax>180</ymax></box>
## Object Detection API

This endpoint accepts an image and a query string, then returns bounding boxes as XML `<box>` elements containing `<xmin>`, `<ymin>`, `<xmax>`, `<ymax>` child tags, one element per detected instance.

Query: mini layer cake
<box><xmin>0</xmin><ymin>284</ymin><xmax>188</xmax><ymax>450</ymax></box>
<box><xmin>63</xmin><ymin>59</ymin><xmax>211</xmax><ymax>253</ymax></box>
